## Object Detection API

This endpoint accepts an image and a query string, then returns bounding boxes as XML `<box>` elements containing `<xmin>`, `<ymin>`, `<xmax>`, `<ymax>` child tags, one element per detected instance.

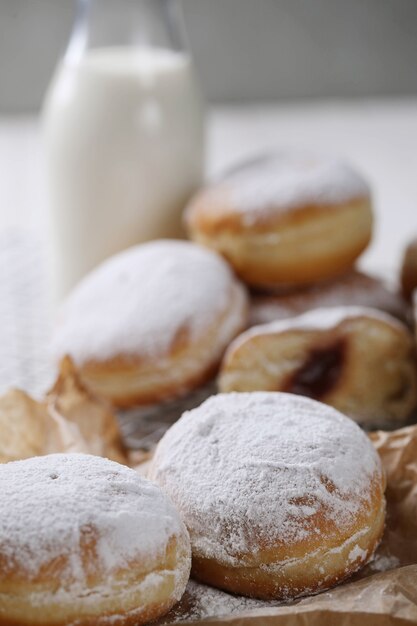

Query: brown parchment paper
<box><xmin>155</xmin><ymin>423</ymin><xmax>417</xmax><ymax>625</ymax></box>
<box><xmin>0</xmin><ymin>357</ymin><xmax>128</xmax><ymax>465</ymax></box>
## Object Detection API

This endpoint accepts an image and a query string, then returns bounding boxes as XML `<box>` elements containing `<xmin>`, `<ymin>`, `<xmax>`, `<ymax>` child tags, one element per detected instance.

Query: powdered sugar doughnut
<box><xmin>149</xmin><ymin>392</ymin><xmax>385</xmax><ymax>600</ymax></box>
<box><xmin>250</xmin><ymin>270</ymin><xmax>408</xmax><ymax>326</ymax></box>
<box><xmin>0</xmin><ymin>453</ymin><xmax>191</xmax><ymax>626</ymax></box>
<box><xmin>220</xmin><ymin>306</ymin><xmax>417</xmax><ymax>428</ymax></box>
<box><xmin>185</xmin><ymin>153</ymin><xmax>373</xmax><ymax>288</ymax></box>
<box><xmin>52</xmin><ymin>240</ymin><xmax>248</xmax><ymax>408</ymax></box>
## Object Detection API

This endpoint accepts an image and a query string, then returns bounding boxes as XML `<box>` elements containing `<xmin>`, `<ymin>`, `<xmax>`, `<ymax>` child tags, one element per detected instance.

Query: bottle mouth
<box><xmin>65</xmin><ymin>0</ymin><xmax>90</xmax><ymax>64</ymax></box>
<box><xmin>163</xmin><ymin>0</ymin><xmax>189</xmax><ymax>52</ymax></box>
<box><xmin>65</xmin><ymin>0</ymin><xmax>189</xmax><ymax>62</ymax></box>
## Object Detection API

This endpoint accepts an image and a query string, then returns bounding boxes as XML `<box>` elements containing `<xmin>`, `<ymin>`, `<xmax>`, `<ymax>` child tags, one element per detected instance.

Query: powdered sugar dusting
<box><xmin>52</xmin><ymin>240</ymin><xmax>246</xmax><ymax>365</ymax></box>
<box><xmin>250</xmin><ymin>271</ymin><xmax>406</xmax><ymax>326</ymax></box>
<box><xmin>150</xmin><ymin>392</ymin><xmax>382</xmax><ymax>566</ymax></box>
<box><xmin>166</xmin><ymin>580</ymin><xmax>273</xmax><ymax>622</ymax></box>
<box><xmin>0</xmin><ymin>453</ymin><xmax>188</xmax><ymax>586</ymax></box>
<box><xmin>370</xmin><ymin>553</ymin><xmax>400</xmax><ymax>573</ymax></box>
<box><xmin>225</xmin><ymin>153</ymin><xmax>370</xmax><ymax>224</ymax></box>
<box><xmin>238</xmin><ymin>305</ymin><xmax>406</xmax><ymax>350</ymax></box>
<box><xmin>348</xmin><ymin>545</ymin><xmax>367</xmax><ymax>563</ymax></box>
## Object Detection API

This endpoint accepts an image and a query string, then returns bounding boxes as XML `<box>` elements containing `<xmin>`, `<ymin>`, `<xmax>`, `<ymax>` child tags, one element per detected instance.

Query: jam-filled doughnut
<box><xmin>184</xmin><ymin>153</ymin><xmax>373</xmax><ymax>288</ymax></box>
<box><xmin>219</xmin><ymin>306</ymin><xmax>417</xmax><ymax>427</ymax></box>
<box><xmin>52</xmin><ymin>240</ymin><xmax>248</xmax><ymax>408</ymax></box>
<box><xmin>250</xmin><ymin>270</ymin><xmax>407</xmax><ymax>326</ymax></box>
<box><xmin>0</xmin><ymin>453</ymin><xmax>191</xmax><ymax>626</ymax></box>
<box><xmin>149</xmin><ymin>392</ymin><xmax>385</xmax><ymax>600</ymax></box>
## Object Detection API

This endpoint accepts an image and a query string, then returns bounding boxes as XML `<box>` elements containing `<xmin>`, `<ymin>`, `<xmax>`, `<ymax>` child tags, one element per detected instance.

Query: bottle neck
<box><xmin>66</xmin><ymin>0</ymin><xmax>187</xmax><ymax>63</ymax></box>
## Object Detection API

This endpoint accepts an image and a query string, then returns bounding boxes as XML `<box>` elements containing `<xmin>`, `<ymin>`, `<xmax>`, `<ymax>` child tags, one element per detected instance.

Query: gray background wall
<box><xmin>1</xmin><ymin>0</ymin><xmax>417</xmax><ymax>112</ymax></box>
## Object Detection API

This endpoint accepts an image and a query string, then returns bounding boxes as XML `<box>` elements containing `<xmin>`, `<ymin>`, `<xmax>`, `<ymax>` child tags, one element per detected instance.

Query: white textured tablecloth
<box><xmin>1</xmin><ymin>99</ymin><xmax>417</xmax><ymax>395</ymax></box>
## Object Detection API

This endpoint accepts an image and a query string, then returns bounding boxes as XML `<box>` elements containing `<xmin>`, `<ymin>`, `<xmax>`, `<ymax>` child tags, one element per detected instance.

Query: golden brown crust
<box><xmin>0</xmin><ymin>536</ymin><xmax>189</xmax><ymax>626</ymax></box>
<box><xmin>186</xmin><ymin>194</ymin><xmax>373</xmax><ymax>287</ymax></box>
<box><xmin>78</xmin><ymin>352</ymin><xmax>220</xmax><ymax>409</ymax></box>
<box><xmin>219</xmin><ymin>309</ymin><xmax>417</xmax><ymax>427</ymax></box>
<box><xmin>75</xmin><ymin>284</ymin><xmax>248</xmax><ymax>408</ymax></box>
<box><xmin>191</xmin><ymin>490</ymin><xmax>385</xmax><ymax>600</ymax></box>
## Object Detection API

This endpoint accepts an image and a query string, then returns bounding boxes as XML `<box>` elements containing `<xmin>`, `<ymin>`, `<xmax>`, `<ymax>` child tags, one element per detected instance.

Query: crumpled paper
<box><xmin>157</xmin><ymin>423</ymin><xmax>417</xmax><ymax>625</ymax></box>
<box><xmin>0</xmin><ymin>356</ymin><xmax>127</xmax><ymax>464</ymax></box>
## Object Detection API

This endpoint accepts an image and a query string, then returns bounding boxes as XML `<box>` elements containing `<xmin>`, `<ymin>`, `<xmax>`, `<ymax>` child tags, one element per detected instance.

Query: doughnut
<box><xmin>401</xmin><ymin>237</ymin><xmax>417</xmax><ymax>300</ymax></box>
<box><xmin>0</xmin><ymin>453</ymin><xmax>191</xmax><ymax>626</ymax></box>
<box><xmin>184</xmin><ymin>152</ymin><xmax>373</xmax><ymax>288</ymax></box>
<box><xmin>149</xmin><ymin>392</ymin><xmax>386</xmax><ymax>600</ymax></box>
<box><xmin>219</xmin><ymin>306</ymin><xmax>417</xmax><ymax>428</ymax></box>
<box><xmin>52</xmin><ymin>240</ymin><xmax>248</xmax><ymax>408</ymax></box>
<box><xmin>250</xmin><ymin>270</ymin><xmax>408</xmax><ymax>326</ymax></box>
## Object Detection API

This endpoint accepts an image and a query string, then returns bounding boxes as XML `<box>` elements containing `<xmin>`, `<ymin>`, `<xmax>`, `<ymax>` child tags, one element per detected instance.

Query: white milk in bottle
<box><xmin>43</xmin><ymin>1</ymin><xmax>204</xmax><ymax>302</ymax></box>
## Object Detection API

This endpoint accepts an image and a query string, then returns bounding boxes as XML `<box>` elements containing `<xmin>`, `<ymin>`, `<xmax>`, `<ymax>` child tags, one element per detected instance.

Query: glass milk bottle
<box><xmin>43</xmin><ymin>0</ymin><xmax>205</xmax><ymax>302</ymax></box>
